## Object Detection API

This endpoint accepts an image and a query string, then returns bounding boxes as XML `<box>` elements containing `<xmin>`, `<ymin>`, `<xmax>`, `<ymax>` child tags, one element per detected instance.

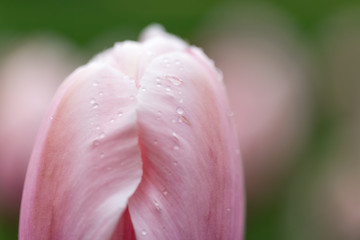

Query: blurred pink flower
<box><xmin>198</xmin><ymin>2</ymin><xmax>311</xmax><ymax>206</ymax></box>
<box><xmin>19</xmin><ymin>25</ymin><xmax>244</xmax><ymax>239</ymax></box>
<box><xmin>0</xmin><ymin>37</ymin><xmax>78</xmax><ymax>212</ymax></box>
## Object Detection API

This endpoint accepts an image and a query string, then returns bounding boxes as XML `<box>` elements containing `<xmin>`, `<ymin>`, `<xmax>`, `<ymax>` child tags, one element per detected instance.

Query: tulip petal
<box><xmin>20</xmin><ymin>63</ymin><xmax>143</xmax><ymax>239</ymax></box>
<box><xmin>126</xmin><ymin>47</ymin><xmax>244</xmax><ymax>239</ymax></box>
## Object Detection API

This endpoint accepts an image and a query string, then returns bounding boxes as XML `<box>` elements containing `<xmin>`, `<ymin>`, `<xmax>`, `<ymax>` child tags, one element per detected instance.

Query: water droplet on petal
<box><xmin>165</xmin><ymin>87</ymin><xmax>171</xmax><ymax>92</ymax></box>
<box><xmin>179</xmin><ymin>98</ymin><xmax>183</xmax><ymax>103</ymax></box>
<box><xmin>100</xmin><ymin>152</ymin><xmax>105</xmax><ymax>158</ymax></box>
<box><xmin>92</xmin><ymin>81</ymin><xmax>98</xmax><ymax>87</ymax></box>
<box><xmin>156</xmin><ymin>111</ymin><xmax>162</xmax><ymax>120</ymax></box>
<box><xmin>173</xmin><ymin>145</ymin><xmax>179</xmax><ymax>150</ymax></box>
<box><xmin>162</xmin><ymin>189</ymin><xmax>168</xmax><ymax>195</ymax></box>
<box><xmin>92</xmin><ymin>140</ymin><xmax>100</xmax><ymax>147</ymax></box>
<box><xmin>49</xmin><ymin>115</ymin><xmax>54</xmax><ymax>120</ymax></box>
<box><xmin>141</xmin><ymin>230</ymin><xmax>147</xmax><ymax>236</ymax></box>
<box><xmin>153</xmin><ymin>199</ymin><xmax>161</xmax><ymax>211</ymax></box>
<box><xmin>176</xmin><ymin>107</ymin><xmax>184</xmax><ymax>115</ymax></box>
<box><xmin>90</xmin><ymin>98</ymin><xmax>96</xmax><ymax>105</ymax></box>
<box><xmin>118</xmin><ymin>112</ymin><xmax>123</xmax><ymax>117</ymax></box>
<box><xmin>98</xmin><ymin>91</ymin><xmax>104</xmax><ymax>97</ymax></box>
<box><xmin>110</xmin><ymin>118</ymin><xmax>114</xmax><ymax>123</ymax></box>
<box><xmin>92</xmin><ymin>103</ymin><xmax>99</xmax><ymax>109</ymax></box>
<box><xmin>166</xmin><ymin>75</ymin><xmax>182</xmax><ymax>86</ymax></box>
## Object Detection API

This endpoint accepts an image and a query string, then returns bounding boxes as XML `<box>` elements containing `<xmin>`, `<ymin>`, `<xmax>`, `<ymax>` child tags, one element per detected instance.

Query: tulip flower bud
<box><xmin>0</xmin><ymin>37</ymin><xmax>79</xmax><ymax>213</ymax></box>
<box><xmin>19</xmin><ymin>25</ymin><xmax>244</xmax><ymax>239</ymax></box>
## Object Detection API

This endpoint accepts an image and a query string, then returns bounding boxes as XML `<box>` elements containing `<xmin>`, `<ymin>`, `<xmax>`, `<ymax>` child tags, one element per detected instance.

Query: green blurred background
<box><xmin>1</xmin><ymin>0</ymin><xmax>360</xmax><ymax>239</ymax></box>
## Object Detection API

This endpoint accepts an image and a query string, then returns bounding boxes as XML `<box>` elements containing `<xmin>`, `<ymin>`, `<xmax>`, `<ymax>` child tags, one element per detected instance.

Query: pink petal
<box><xmin>20</xmin><ymin>63</ymin><xmax>143</xmax><ymax>239</ymax></box>
<box><xmin>128</xmin><ymin>46</ymin><xmax>244</xmax><ymax>239</ymax></box>
<box><xmin>20</xmin><ymin>26</ymin><xmax>244</xmax><ymax>239</ymax></box>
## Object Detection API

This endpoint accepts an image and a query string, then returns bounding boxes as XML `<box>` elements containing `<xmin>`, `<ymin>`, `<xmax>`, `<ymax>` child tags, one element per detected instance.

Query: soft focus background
<box><xmin>0</xmin><ymin>0</ymin><xmax>359</xmax><ymax>239</ymax></box>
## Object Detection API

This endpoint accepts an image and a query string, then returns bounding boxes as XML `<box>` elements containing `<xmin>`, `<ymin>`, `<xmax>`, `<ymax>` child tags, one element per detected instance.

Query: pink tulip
<box><xmin>0</xmin><ymin>38</ymin><xmax>78</xmax><ymax>212</ymax></box>
<box><xmin>19</xmin><ymin>25</ymin><xmax>244</xmax><ymax>239</ymax></box>
<box><xmin>198</xmin><ymin>3</ymin><xmax>311</xmax><ymax>206</ymax></box>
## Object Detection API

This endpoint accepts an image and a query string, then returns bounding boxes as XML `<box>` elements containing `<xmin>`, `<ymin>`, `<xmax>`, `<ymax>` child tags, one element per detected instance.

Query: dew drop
<box><xmin>99</xmin><ymin>132</ymin><xmax>105</xmax><ymax>139</ymax></box>
<box><xmin>49</xmin><ymin>115</ymin><xmax>54</xmax><ymax>120</ymax></box>
<box><xmin>162</xmin><ymin>189</ymin><xmax>168</xmax><ymax>196</ymax></box>
<box><xmin>110</xmin><ymin>118</ymin><xmax>115</xmax><ymax>123</ymax></box>
<box><xmin>141</xmin><ymin>230</ymin><xmax>147</xmax><ymax>236</ymax></box>
<box><xmin>156</xmin><ymin>111</ymin><xmax>162</xmax><ymax>120</ymax></box>
<box><xmin>95</xmin><ymin>125</ymin><xmax>101</xmax><ymax>131</ymax></box>
<box><xmin>90</xmin><ymin>98</ymin><xmax>96</xmax><ymax>105</ymax></box>
<box><xmin>166</xmin><ymin>75</ymin><xmax>182</xmax><ymax>86</ymax></box>
<box><xmin>173</xmin><ymin>145</ymin><xmax>179</xmax><ymax>150</ymax></box>
<box><xmin>153</xmin><ymin>199</ymin><xmax>161</xmax><ymax>211</ymax></box>
<box><xmin>177</xmin><ymin>117</ymin><xmax>183</xmax><ymax>123</ymax></box>
<box><xmin>92</xmin><ymin>81</ymin><xmax>98</xmax><ymax>87</ymax></box>
<box><xmin>176</xmin><ymin>107</ymin><xmax>184</xmax><ymax>115</ymax></box>
<box><xmin>141</xmin><ymin>87</ymin><xmax>147</xmax><ymax>92</ymax></box>
<box><xmin>100</xmin><ymin>152</ymin><xmax>105</xmax><ymax>158</ymax></box>
<box><xmin>171</xmin><ymin>119</ymin><xmax>176</xmax><ymax>124</ymax></box>
<box><xmin>165</xmin><ymin>87</ymin><xmax>171</xmax><ymax>92</ymax></box>
<box><xmin>98</xmin><ymin>91</ymin><xmax>104</xmax><ymax>97</ymax></box>
<box><xmin>118</xmin><ymin>112</ymin><xmax>123</xmax><ymax>117</ymax></box>
<box><xmin>92</xmin><ymin>140</ymin><xmax>100</xmax><ymax>147</ymax></box>
<box><xmin>92</xmin><ymin>103</ymin><xmax>99</xmax><ymax>109</ymax></box>
<box><xmin>179</xmin><ymin>98</ymin><xmax>183</xmax><ymax>103</ymax></box>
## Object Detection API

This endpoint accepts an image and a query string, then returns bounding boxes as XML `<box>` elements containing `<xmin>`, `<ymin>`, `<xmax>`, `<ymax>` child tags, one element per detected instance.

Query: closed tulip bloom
<box><xmin>19</xmin><ymin>25</ymin><xmax>244</xmax><ymax>239</ymax></box>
